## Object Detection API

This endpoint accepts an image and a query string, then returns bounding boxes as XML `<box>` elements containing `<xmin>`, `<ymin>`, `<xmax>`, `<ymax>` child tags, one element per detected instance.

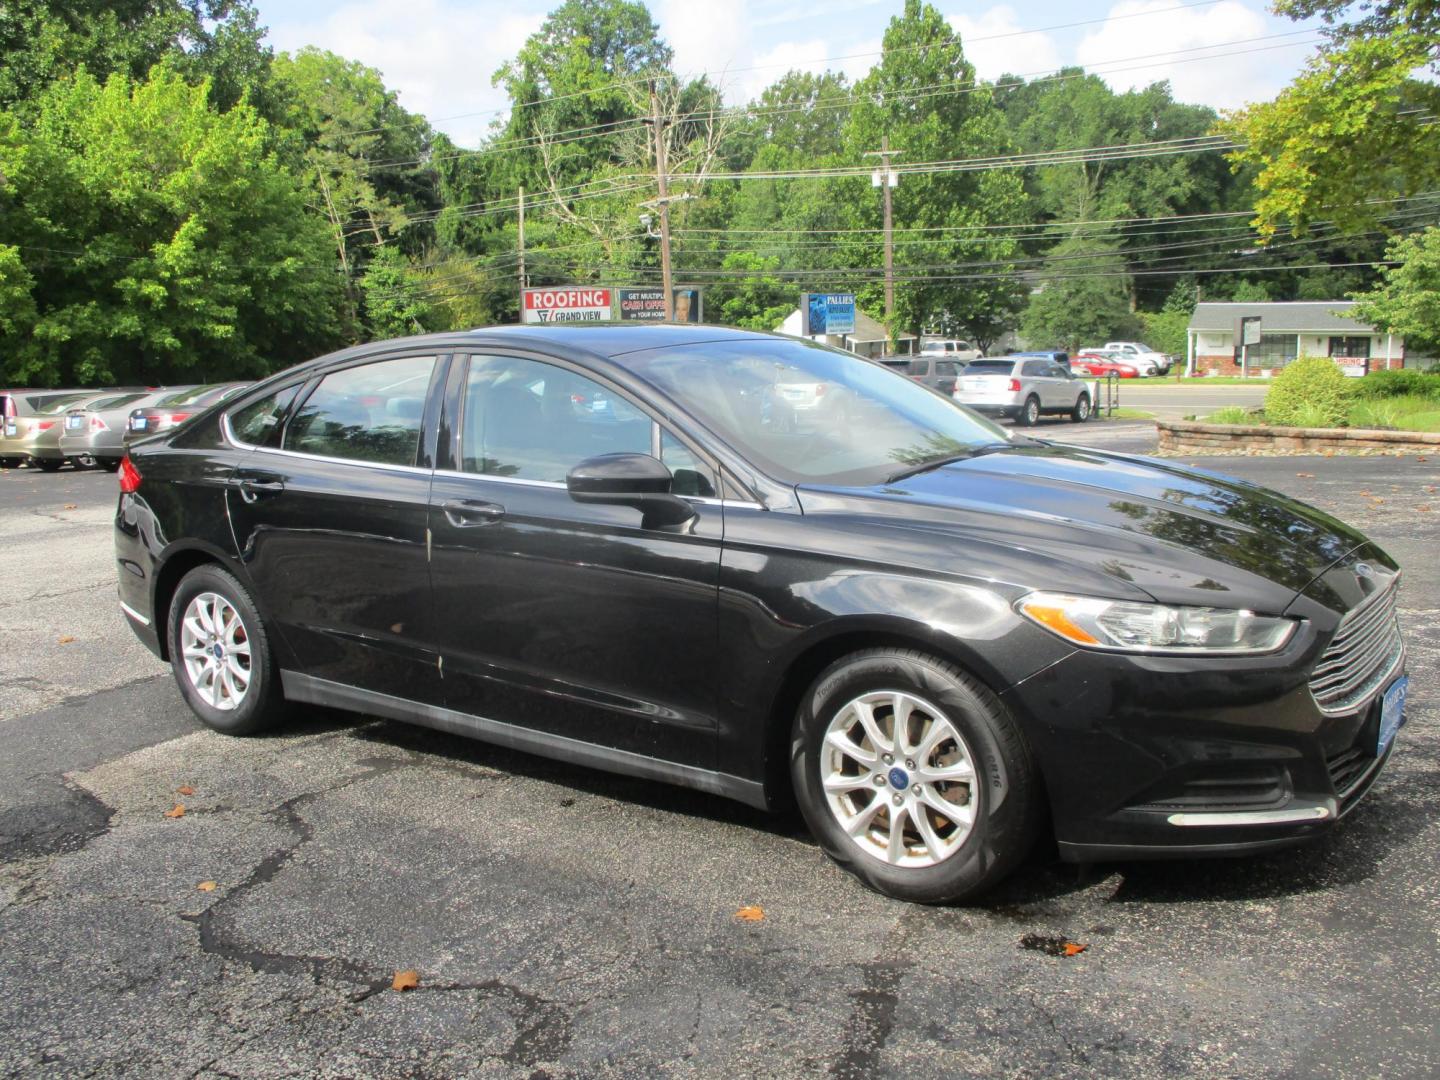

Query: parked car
<box><xmin>880</xmin><ymin>355</ymin><xmax>966</xmax><ymax>395</ymax></box>
<box><xmin>1103</xmin><ymin>342</ymin><xmax>1170</xmax><ymax>375</ymax></box>
<box><xmin>60</xmin><ymin>389</ymin><xmax>174</xmax><ymax>470</ymax></box>
<box><xmin>953</xmin><ymin>357</ymin><xmax>1094</xmax><ymax>425</ymax></box>
<box><xmin>116</xmin><ymin>325</ymin><xmax>1407</xmax><ymax>904</ymax></box>
<box><xmin>124</xmin><ymin>383</ymin><xmax>251</xmax><ymax>449</ymax></box>
<box><xmin>1073</xmin><ymin>354</ymin><xmax>1140</xmax><ymax>379</ymax></box>
<box><xmin>1008</xmin><ymin>350</ymin><xmax>1071</xmax><ymax>372</ymax></box>
<box><xmin>1</xmin><ymin>390</ymin><xmax>105</xmax><ymax>469</ymax></box>
<box><xmin>919</xmin><ymin>338</ymin><xmax>982</xmax><ymax>361</ymax></box>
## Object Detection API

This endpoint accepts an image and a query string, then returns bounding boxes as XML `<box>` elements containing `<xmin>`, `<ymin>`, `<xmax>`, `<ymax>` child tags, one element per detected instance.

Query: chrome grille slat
<box><xmin>1309</xmin><ymin>581</ymin><xmax>1403</xmax><ymax>715</ymax></box>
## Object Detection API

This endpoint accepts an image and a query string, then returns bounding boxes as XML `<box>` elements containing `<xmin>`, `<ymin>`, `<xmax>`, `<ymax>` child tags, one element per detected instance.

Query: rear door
<box><xmin>226</xmin><ymin>353</ymin><xmax>446</xmax><ymax>702</ymax></box>
<box><xmin>426</xmin><ymin>351</ymin><xmax>723</xmax><ymax>767</ymax></box>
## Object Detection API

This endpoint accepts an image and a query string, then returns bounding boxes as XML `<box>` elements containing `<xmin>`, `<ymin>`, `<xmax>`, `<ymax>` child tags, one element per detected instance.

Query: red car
<box><xmin>1073</xmin><ymin>353</ymin><xmax>1140</xmax><ymax>378</ymax></box>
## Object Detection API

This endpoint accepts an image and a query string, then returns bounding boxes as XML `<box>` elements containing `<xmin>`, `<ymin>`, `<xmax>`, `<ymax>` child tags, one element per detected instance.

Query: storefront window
<box><xmin>1235</xmin><ymin>334</ymin><xmax>1298</xmax><ymax>369</ymax></box>
<box><xmin>1328</xmin><ymin>336</ymin><xmax>1370</xmax><ymax>358</ymax></box>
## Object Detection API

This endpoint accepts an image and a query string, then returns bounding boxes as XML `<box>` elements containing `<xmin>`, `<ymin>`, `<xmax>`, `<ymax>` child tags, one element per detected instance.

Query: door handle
<box><xmin>235</xmin><ymin>474</ymin><xmax>285</xmax><ymax>503</ymax></box>
<box><xmin>441</xmin><ymin>499</ymin><xmax>505</xmax><ymax>527</ymax></box>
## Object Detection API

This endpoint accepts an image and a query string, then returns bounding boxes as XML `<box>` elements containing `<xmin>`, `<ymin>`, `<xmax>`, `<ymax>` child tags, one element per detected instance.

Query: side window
<box><xmin>1021</xmin><ymin>360</ymin><xmax>1046</xmax><ymax>377</ymax></box>
<box><xmin>229</xmin><ymin>384</ymin><xmax>302</xmax><ymax>447</ymax></box>
<box><xmin>285</xmin><ymin>355</ymin><xmax>435</xmax><ymax>466</ymax></box>
<box><xmin>907</xmin><ymin>359</ymin><xmax>928</xmax><ymax>376</ymax></box>
<box><xmin>461</xmin><ymin>355</ymin><xmax>652</xmax><ymax>483</ymax></box>
<box><xmin>660</xmin><ymin>430</ymin><xmax>717</xmax><ymax>497</ymax></box>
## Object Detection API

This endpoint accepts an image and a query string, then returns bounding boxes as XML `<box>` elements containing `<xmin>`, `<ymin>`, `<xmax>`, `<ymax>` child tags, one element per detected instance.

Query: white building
<box><xmin>1186</xmin><ymin>301</ymin><xmax>1404</xmax><ymax>377</ymax></box>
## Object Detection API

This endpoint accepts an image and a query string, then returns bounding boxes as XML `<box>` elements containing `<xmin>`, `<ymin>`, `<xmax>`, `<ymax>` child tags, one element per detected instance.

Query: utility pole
<box><xmin>650</xmin><ymin>82</ymin><xmax>675</xmax><ymax>320</ymax></box>
<box><xmin>865</xmin><ymin>137</ymin><xmax>901</xmax><ymax>321</ymax></box>
<box><xmin>517</xmin><ymin>185</ymin><xmax>527</xmax><ymax>294</ymax></box>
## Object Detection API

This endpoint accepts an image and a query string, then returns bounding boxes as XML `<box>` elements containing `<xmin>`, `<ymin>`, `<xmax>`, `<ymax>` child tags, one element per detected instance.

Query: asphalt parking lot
<box><xmin>1</xmin><ymin>444</ymin><xmax>1436</xmax><ymax>1079</ymax></box>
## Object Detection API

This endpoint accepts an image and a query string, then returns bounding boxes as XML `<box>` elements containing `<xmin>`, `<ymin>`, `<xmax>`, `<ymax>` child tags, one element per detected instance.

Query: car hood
<box><xmin>794</xmin><ymin>442</ymin><xmax>1376</xmax><ymax>612</ymax></box>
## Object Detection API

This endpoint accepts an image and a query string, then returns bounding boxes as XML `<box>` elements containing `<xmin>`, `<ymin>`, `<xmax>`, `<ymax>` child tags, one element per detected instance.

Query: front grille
<box><xmin>1130</xmin><ymin>767</ymin><xmax>1291</xmax><ymax>813</ymax></box>
<box><xmin>1326</xmin><ymin>746</ymin><xmax>1372</xmax><ymax>800</ymax></box>
<box><xmin>1309</xmin><ymin>583</ymin><xmax>1403</xmax><ymax>715</ymax></box>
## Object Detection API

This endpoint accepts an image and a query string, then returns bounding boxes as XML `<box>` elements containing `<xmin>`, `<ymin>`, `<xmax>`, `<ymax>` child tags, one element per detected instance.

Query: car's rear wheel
<box><xmin>790</xmin><ymin>649</ymin><xmax>1041</xmax><ymax>904</ymax></box>
<box><xmin>168</xmin><ymin>564</ymin><xmax>288</xmax><ymax>736</ymax></box>
<box><xmin>1017</xmin><ymin>396</ymin><xmax>1040</xmax><ymax>426</ymax></box>
<box><xmin>1071</xmin><ymin>394</ymin><xmax>1091</xmax><ymax>423</ymax></box>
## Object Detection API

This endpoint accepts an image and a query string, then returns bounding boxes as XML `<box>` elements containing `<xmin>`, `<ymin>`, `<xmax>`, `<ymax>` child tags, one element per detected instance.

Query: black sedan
<box><xmin>113</xmin><ymin>325</ymin><xmax>1408</xmax><ymax>903</ymax></box>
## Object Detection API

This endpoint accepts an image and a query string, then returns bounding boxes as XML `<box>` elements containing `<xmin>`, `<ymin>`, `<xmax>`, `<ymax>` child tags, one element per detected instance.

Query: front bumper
<box><xmin>1002</xmin><ymin>636</ymin><xmax>1405</xmax><ymax>862</ymax></box>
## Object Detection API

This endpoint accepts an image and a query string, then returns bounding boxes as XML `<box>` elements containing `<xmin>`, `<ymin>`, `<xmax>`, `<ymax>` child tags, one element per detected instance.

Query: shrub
<box><xmin>1265</xmin><ymin>357</ymin><xmax>1351</xmax><ymax>428</ymax></box>
<box><xmin>1351</xmin><ymin>368</ymin><xmax>1440</xmax><ymax>400</ymax></box>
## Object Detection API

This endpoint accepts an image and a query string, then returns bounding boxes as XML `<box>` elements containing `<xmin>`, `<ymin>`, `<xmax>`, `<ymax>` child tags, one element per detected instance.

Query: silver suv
<box><xmin>953</xmin><ymin>358</ymin><xmax>1094</xmax><ymax>425</ymax></box>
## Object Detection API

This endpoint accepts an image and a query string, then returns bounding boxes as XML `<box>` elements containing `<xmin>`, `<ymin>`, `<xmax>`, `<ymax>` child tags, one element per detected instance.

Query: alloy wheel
<box><xmin>179</xmin><ymin>591</ymin><xmax>252</xmax><ymax>711</ymax></box>
<box><xmin>820</xmin><ymin>690</ymin><xmax>979</xmax><ymax>868</ymax></box>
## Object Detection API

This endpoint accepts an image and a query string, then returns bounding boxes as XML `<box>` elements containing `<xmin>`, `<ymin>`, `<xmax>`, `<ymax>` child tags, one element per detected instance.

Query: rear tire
<box><xmin>1071</xmin><ymin>394</ymin><xmax>1091</xmax><ymax>423</ymax></box>
<box><xmin>1017</xmin><ymin>396</ymin><xmax>1040</xmax><ymax>427</ymax></box>
<box><xmin>167</xmin><ymin>564</ymin><xmax>289</xmax><ymax>736</ymax></box>
<box><xmin>790</xmin><ymin>648</ymin><xmax>1041</xmax><ymax>904</ymax></box>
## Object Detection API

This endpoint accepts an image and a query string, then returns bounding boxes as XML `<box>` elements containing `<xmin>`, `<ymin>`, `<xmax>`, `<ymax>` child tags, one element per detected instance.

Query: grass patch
<box><xmin>1097</xmin><ymin>407</ymin><xmax>1155</xmax><ymax>420</ymax></box>
<box><xmin>1349</xmin><ymin>395</ymin><xmax>1440</xmax><ymax>432</ymax></box>
<box><xmin>1205</xmin><ymin>406</ymin><xmax>1256</xmax><ymax>425</ymax></box>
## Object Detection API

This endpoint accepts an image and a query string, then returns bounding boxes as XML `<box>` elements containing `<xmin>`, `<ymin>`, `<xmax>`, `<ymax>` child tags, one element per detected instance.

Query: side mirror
<box><xmin>566</xmin><ymin>452</ymin><xmax>697</xmax><ymax>528</ymax></box>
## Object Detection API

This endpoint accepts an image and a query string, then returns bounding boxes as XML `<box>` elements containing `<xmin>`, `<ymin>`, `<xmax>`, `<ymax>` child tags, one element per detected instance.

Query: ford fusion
<box><xmin>114</xmin><ymin>326</ymin><xmax>1407</xmax><ymax>903</ymax></box>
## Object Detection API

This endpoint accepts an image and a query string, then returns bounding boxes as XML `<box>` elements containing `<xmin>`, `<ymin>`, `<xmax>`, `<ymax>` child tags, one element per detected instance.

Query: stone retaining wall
<box><xmin>1157</xmin><ymin>419</ymin><xmax>1440</xmax><ymax>454</ymax></box>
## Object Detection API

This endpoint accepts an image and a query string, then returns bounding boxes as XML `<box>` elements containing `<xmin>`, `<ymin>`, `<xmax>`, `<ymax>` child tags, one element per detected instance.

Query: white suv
<box><xmin>919</xmin><ymin>338</ymin><xmax>982</xmax><ymax>361</ymax></box>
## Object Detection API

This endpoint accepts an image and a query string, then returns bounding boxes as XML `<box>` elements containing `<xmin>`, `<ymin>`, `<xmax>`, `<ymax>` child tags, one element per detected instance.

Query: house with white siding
<box><xmin>1186</xmin><ymin>301</ymin><xmax>1404</xmax><ymax>377</ymax></box>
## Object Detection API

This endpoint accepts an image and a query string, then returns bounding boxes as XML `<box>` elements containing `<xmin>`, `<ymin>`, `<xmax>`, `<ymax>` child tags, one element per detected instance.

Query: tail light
<box><xmin>815</xmin><ymin>383</ymin><xmax>827</xmax><ymax>396</ymax></box>
<box><xmin>165</xmin><ymin>412</ymin><xmax>190</xmax><ymax>426</ymax></box>
<box><xmin>118</xmin><ymin>455</ymin><xmax>142</xmax><ymax>494</ymax></box>
<box><xmin>89</xmin><ymin>414</ymin><xmax>108</xmax><ymax>432</ymax></box>
<box><xmin>1008</xmin><ymin>378</ymin><xmax>1022</xmax><ymax>392</ymax></box>
<box><xmin>35</xmin><ymin>420</ymin><xmax>55</xmax><ymax>431</ymax></box>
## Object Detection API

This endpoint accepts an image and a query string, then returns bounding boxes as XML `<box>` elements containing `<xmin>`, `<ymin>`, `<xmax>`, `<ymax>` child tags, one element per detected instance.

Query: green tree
<box><xmin>1350</xmin><ymin>226</ymin><xmax>1440</xmax><ymax>355</ymax></box>
<box><xmin>1021</xmin><ymin>237</ymin><xmax>1139</xmax><ymax>350</ymax></box>
<box><xmin>359</xmin><ymin>246</ymin><xmax>432</xmax><ymax>338</ymax></box>
<box><xmin>705</xmin><ymin>252</ymin><xmax>793</xmax><ymax>330</ymax></box>
<box><xmin>1140</xmin><ymin>279</ymin><xmax>1197</xmax><ymax>358</ymax></box>
<box><xmin>1221</xmin><ymin>1</ymin><xmax>1440</xmax><ymax>237</ymax></box>
<box><xmin>0</xmin><ymin>64</ymin><xmax>345</xmax><ymax>386</ymax></box>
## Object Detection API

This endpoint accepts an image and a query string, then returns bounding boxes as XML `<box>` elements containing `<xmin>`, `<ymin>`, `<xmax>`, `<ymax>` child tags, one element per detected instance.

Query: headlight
<box><xmin>1017</xmin><ymin>592</ymin><xmax>1297</xmax><ymax>654</ymax></box>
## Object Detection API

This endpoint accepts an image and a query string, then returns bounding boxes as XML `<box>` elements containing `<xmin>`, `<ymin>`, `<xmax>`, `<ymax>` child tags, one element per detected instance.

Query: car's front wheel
<box><xmin>790</xmin><ymin>649</ymin><xmax>1041</xmax><ymax>904</ymax></box>
<box><xmin>1071</xmin><ymin>394</ymin><xmax>1091</xmax><ymax>423</ymax></box>
<box><xmin>167</xmin><ymin>564</ymin><xmax>289</xmax><ymax>736</ymax></box>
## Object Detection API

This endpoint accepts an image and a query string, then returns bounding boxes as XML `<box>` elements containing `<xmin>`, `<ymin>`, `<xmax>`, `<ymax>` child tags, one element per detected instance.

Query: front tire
<box><xmin>1071</xmin><ymin>394</ymin><xmax>1091</xmax><ymax>423</ymax></box>
<box><xmin>167</xmin><ymin>564</ymin><xmax>288</xmax><ymax>735</ymax></box>
<box><xmin>790</xmin><ymin>649</ymin><xmax>1041</xmax><ymax>904</ymax></box>
<box><xmin>1017</xmin><ymin>396</ymin><xmax>1040</xmax><ymax>427</ymax></box>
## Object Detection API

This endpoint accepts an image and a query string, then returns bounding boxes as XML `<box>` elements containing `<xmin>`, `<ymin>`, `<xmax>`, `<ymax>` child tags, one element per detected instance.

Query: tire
<box><xmin>34</xmin><ymin>458</ymin><xmax>63</xmax><ymax>473</ymax></box>
<box><xmin>1071</xmin><ymin>394</ymin><xmax>1091</xmax><ymax>423</ymax></box>
<box><xmin>790</xmin><ymin>648</ymin><xmax>1041</xmax><ymax>904</ymax></box>
<box><xmin>1017</xmin><ymin>396</ymin><xmax>1040</xmax><ymax>427</ymax></box>
<box><xmin>100</xmin><ymin>458</ymin><xmax>121</xmax><ymax>472</ymax></box>
<box><xmin>167</xmin><ymin>563</ymin><xmax>289</xmax><ymax>736</ymax></box>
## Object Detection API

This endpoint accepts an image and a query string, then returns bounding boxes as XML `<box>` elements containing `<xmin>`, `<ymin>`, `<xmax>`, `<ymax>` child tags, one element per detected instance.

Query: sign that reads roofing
<box><xmin>521</xmin><ymin>287</ymin><xmax>612</xmax><ymax>324</ymax></box>
<box><xmin>802</xmin><ymin>292</ymin><xmax>857</xmax><ymax>336</ymax></box>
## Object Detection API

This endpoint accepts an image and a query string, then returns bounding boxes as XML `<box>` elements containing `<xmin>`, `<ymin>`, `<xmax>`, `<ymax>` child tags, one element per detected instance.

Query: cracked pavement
<box><xmin>1</xmin><ymin>453</ymin><xmax>1437</xmax><ymax>1078</ymax></box>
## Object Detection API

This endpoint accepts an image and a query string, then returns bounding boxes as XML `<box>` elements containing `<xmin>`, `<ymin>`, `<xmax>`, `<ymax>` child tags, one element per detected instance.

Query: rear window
<box><xmin>964</xmin><ymin>360</ymin><xmax>1016</xmax><ymax>375</ymax></box>
<box><xmin>878</xmin><ymin>359</ymin><xmax>910</xmax><ymax>373</ymax></box>
<box><xmin>85</xmin><ymin>393</ymin><xmax>148</xmax><ymax>411</ymax></box>
<box><xmin>33</xmin><ymin>393</ymin><xmax>94</xmax><ymax>414</ymax></box>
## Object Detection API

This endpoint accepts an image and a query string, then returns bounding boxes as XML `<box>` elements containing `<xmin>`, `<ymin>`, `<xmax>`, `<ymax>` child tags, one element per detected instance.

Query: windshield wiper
<box><xmin>884</xmin><ymin>442</ymin><xmax>1015</xmax><ymax>484</ymax></box>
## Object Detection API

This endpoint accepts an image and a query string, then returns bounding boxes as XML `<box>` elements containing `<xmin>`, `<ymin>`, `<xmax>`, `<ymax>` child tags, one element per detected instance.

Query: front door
<box><xmin>227</xmin><ymin>353</ymin><xmax>444</xmax><ymax>702</ymax></box>
<box><xmin>427</xmin><ymin>352</ymin><xmax>723</xmax><ymax>768</ymax></box>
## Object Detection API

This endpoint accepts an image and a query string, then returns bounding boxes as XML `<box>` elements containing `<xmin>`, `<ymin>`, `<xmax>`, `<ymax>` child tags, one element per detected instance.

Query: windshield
<box><xmin>34</xmin><ymin>393</ymin><xmax>94</xmax><ymax>414</ymax></box>
<box><xmin>620</xmin><ymin>337</ymin><xmax>1013</xmax><ymax>486</ymax></box>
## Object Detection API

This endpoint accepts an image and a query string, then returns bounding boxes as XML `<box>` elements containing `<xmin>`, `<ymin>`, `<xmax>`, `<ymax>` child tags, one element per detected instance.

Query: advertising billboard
<box><xmin>521</xmin><ymin>287</ymin><xmax>613</xmax><ymax>323</ymax></box>
<box><xmin>802</xmin><ymin>293</ymin><xmax>857</xmax><ymax>336</ymax></box>
<box><xmin>616</xmin><ymin>288</ymin><xmax>703</xmax><ymax>322</ymax></box>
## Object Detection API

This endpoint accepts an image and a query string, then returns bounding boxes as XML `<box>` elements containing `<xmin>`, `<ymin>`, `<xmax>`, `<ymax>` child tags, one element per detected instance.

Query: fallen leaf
<box><xmin>734</xmin><ymin>905</ymin><xmax>765</xmax><ymax>922</ymax></box>
<box><xmin>57</xmin><ymin>635</ymin><xmax>75</xmax><ymax>644</ymax></box>
<box><xmin>1418</xmin><ymin>505</ymin><xmax>1432</xmax><ymax>513</ymax></box>
<box><xmin>1019</xmin><ymin>933</ymin><xmax>1089</xmax><ymax>958</ymax></box>
<box><xmin>176</xmin><ymin>785</ymin><xmax>196</xmax><ymax>796</ymax></box>
<box><xmin>1295</xmin><ymin>473</ymin><xmax>1314</xmax><ymax>478</ymax></box>
<box><xmin>392</xmin><ymin>969</ymin><xmax>420</xmax><ymax>992</ymax></box>
<box><xmin>63</xmin><ymin>503</ymin><xmax>77</xmax><ymax>510</ymax></box>
<box><xmin>197</xmin><ymin>881</ymin><xmax>217</xmax><ymax>892</ymax></box>
<box><xmin>163</xmin><ymin>803</ymin><xmax>185</xmax><ymax>819</ymax></box>
<box><xmin>1063</xmin><ymin>942</ymin><xmax>1088</xmax><ymax>957</ymax></box>
<box><xmin>1372</xmin><ymin>497</ymin><xmax>1385</xmax><ymax>504</ymax></box>
<box><xmin>1359</xmin><ymin>490</ymin><xmax>1371</xmax><ymax>496</ymax></box>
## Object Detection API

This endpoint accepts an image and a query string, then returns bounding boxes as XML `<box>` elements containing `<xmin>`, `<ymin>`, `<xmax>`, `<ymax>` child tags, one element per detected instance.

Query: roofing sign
<box><xmin>521</xmin><ymin>287</ymin><xmax>613</xmax><ymax>324</ymax></box>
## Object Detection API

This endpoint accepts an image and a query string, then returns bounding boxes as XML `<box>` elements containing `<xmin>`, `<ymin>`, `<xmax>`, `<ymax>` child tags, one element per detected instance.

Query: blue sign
<box><xmin>804</xmin><ymin>292</ymin><xmax>857</xmax><ymax>336</ymax></box>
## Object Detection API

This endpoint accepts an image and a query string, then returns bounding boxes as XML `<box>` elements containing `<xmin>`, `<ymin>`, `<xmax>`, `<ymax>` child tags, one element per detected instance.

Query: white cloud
<box><xmin>1075</xmin><ymin>0</ymin><xmax>1298</xmax><ymax>110</ymax></box>
<box><xmin>946</xmin><ymin>6</ymin><xmax>1064</xmax><ymax>83</ymax></box>
<box><xmin>656</xmin><ymin>0</ymin><xmax>755</xmax><ymax>102</ymax></box>
<box><xmin>267</xmin><ymin>0</ymin><xmax>543</xmax><ymax>147</ymax></box>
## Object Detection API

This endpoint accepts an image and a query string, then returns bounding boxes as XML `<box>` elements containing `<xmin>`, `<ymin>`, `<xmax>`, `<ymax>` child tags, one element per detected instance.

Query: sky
<box><xmin>258</xmin><ymin>0</ymin><xmax>1323</xmax><ymax>147</ymax></box>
